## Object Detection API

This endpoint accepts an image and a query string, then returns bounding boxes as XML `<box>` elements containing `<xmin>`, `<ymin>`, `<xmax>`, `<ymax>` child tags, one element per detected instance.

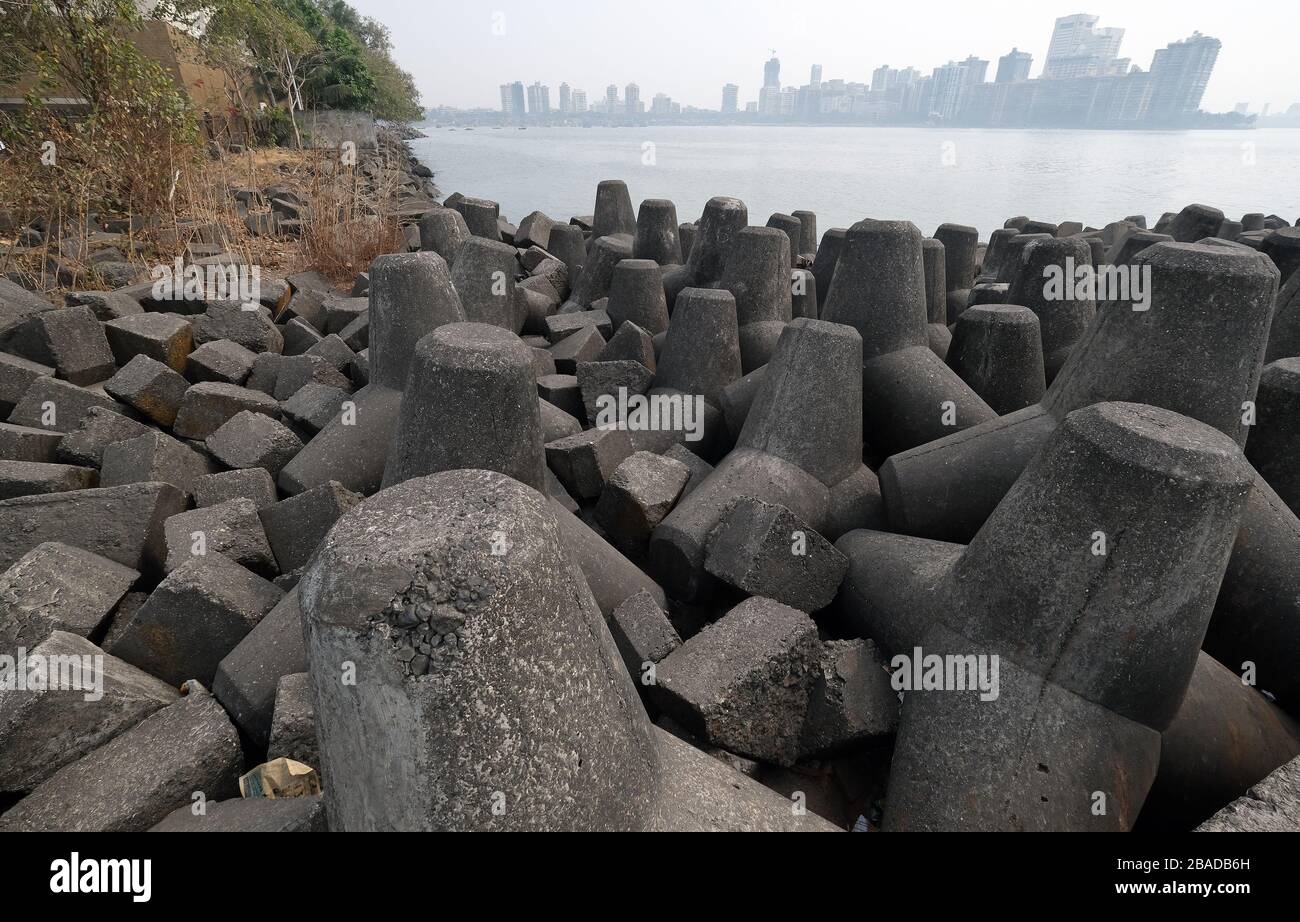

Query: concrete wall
<box><xmin>299</xmin><ymin>110</ymin><xmax>379</xmax><ymax>151</ymax></box>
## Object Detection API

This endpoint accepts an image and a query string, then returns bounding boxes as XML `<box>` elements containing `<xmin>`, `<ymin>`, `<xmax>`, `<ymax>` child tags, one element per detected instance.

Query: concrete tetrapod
<box><xmin>649</xmin><ymin>317</ymin><xmax>883</xmax><ymax>602</ymax></box>
<box><xmin>299</xmin><ymin>469</ymin><xmax>837</xmax><ymax>831</ymax></box>
<box><xmin>836</xmin><ymin>403</ymin><xmax>1254</xmax><ymax>831</ymax></box>
<box><xmin>380</xmin><ymin>322</ymin><xmax>664</xmax><ymax>617</ymax></box>
<box><xmin>719</xmin><ymin>226</ymin><xmax>793</xmax><ymax>373</ymax></box>
<box><xmin>821</xmin><ymin>219</ymin><xmax>997</xmax><ymax>455</ymax></box>
<box><xmin>276</xmin><ymin>251</ymin><xmax>466</xmax><ymax>496</ymax></box>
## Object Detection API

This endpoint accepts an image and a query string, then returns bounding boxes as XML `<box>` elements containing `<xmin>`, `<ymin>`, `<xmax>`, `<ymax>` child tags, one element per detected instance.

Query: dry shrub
<box><xmin>299</xmin><ymin>152</ymin><xmax>405</xmax><ymax>284</ymax></box>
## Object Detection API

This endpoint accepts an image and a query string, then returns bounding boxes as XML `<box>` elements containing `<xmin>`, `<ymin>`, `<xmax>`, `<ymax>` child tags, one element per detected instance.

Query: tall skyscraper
<box><xmin>559</xmin><ymin>82</ymin><xmax>572</xmax><ymax>113</ymax></box>
<box><xmin>961</xmin><ymin>56</ymin><xmax>990</xmax><ymax>86</ymax></box>
<box><xmin>1044</xmin><ymin>14</ymin><xmax>1127</xmax><ymax>79</ymax></box>
<box><xmin>572</xmin><ymin>89</ymin><xmax>588</xmax><ymax>112</ymax></box>
<box><xmin>625</xmin><ymin>83</ymin><xmax>641</xmax><ymax>115</ymax></box>
<box><xmin>810</xmin><ymin>64</ymin><xmax>823</xmax><ymax>87</ymax></box>
<box><xmin>764</xmin><ymin>56</ymin><xmax>781</xmax><ymax>88</ymax></box>
<box><xmin>871</xmin><ymin>65</ymin><xmax>896</xmax><ymax>92</ymax></box>
<box><xmin>606</xmin><ymin>84</ymin><xmax>619</xmax><ymax>111</ymax></box>
<box><xmin>501</xmin><ymin>81</ymin><xmax>525</xmax><ymax>115</ymax></box>
<box><xmin>996</xmin><ymin>48</ymin><xmax>1033</xmax><ymax>83</ymax></box>
<box><xmin>929</xmin><ymin>62</ymin><xmax>968</xmax><ymax>120</ymax></box>
<box><xmin>721</xmin><ymin>83</ymin><xmax>740</xmax><ymax>113</ymax></box>
<box><xmin>527</xmin><ymin>82</ymin><xmax>550</xmax><ymax>115</ymax></box>
<box><xmin>1147</xmin><ymin>32</ymin><xmax>1221</xmax><ymax>122</ymax></box>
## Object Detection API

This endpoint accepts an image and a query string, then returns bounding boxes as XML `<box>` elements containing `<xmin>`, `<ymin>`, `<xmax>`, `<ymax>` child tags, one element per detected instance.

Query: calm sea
<box><xmin>408</xmin><ymin>125</ymin><xmax>1300</xmax><ymax>237</ymax></box>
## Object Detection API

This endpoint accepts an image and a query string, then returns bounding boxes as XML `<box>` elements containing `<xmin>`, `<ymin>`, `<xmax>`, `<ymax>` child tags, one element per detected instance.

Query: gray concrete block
<box><xmin>193</xmin><ymin>467</ymin><xmax>277</xmax><ymax>510</ymax></box>
<box><xmin>212</xmin><ymin>588</ymin><xmax>306</xmax><ymax>747</ymax></box>
<box><xmin>0</xmin><ymin>684</ymin><xmax>242</xmax><ymax>831</ymax></box>
<box><xmin>162</xmin><ymin>497</ymin><xmax>278</xmax><ymax>576</ymax></box>
<box><xmin>0</xmin><ymin>631</ymin><xmax>176</xmax><ymax>793</ymax></box>
<box><xmin>103</xmin><ymin>354</ymin><xmax>190</xmax><ymax>426</ymax></box>
<box><xmin>100</xmin><ymin>430</ymin><xmax>215</xmax><ymax>497</ymax></box>
<box><xmin>172</xmin><ymin>382</ymin><xmax>280</xmax><ymax>441</ymax></box>
<box><xmin>652</xmin><ymin>597</ymin><xmax>820</xmax><ymax>766</ymax></box>
<box><xmin>0</xmin><ymin>542</ymin><xmax>138</xmax><ymax>650</ymax></box>
<box><xmin>0</xmin><ymin>460</ymin><xmax>97</xmax><ymax>500</ymax></box>
<box><xmin>259</xmin><ymin>481</ymin><xmax>361</xmax><ymax>574</ymax></box>
<box><xmin>704</xmin><ymin>497</ymin><xmax>849</xmax><ymax>613</ymax></box>
<box><xmin>109</xmin><ymin>554</ymin><xmax>282</xmax><ymax>687</ymax></box>
<box><xmin>103</xmin><ymin>312</ymin><xmax>193</xmax><ymax>371</ymax></box>
<box><xmin>206</xmin><ymin>410</ymin><xmax>304</xmax><ymax>478</ymax></box>
<box><xmin>0</xmin><ymin>481</ymin><xmax>184</xmax><ymax>574</ymax></box>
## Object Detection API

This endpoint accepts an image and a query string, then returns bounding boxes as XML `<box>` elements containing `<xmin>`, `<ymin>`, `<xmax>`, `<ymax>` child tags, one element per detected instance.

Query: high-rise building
<box><xmin>961</xmin><ymin>56</ymin><xmax>990</xmax><ymax>87</ymax></box>
<box><xmin>606</xmin><ymin>84</ymin><xmax>619</xmax><ymax>111</ymax></box>
<box><xmin>651</xmin><ymin>93</ymin><xmax>673</xmax><ymax>115</ymax></box>
<box><xmin>871</xmin><ymin>65</ymin><xmax>896</xmax><ymax>92</ymax></box>
<box><xmin>764</xmin><ymin>56</ymin><xmax>781</xmax><ymax>88</ymax></box>
<box><xmin>527</xmin><ymin>82</ymin><xmax>550</xmax><ymax>115</ymax></box>
<box><xmin>996</xmin><ymin>48</ymin><xmax>1033</xmax><ymax>83</ymax></box>
<box><xmin>1147</xmin><ymin>32</ymin><xmax>1221</xmax><ymax>122</ymax></box>
<box><xmin>625</xmin><ymin>83</ymin><xmax>640</xmax><ymax>115</ymax></box>
<box><xmin>559</xmin><ymin>83</ymin><xmax>572</xmax><ymax>113</ymax></box>
<box><xmin>500</xmin><ymin>81</ymin><xmax>525</xmax><ymax>115</ymax></box>
<box><xmin>572</xmin><ymin>89</ymin><xmax>588</xmax><ymax>112</ymax></box>
<box><xmin>810</xmin><ymin>64</ymin><xmax>823</xmax><ymax>88</ymax></box>
<box><xmin>1044</xmin><ymin>14</ymin><xmax>1127</xmax><ymax>79</ymax></box>
<box><xmin>759</xmin><ymin>85</ymin><xmax>781</xmax><ymax>115</ymax></box>
<box><xmin>721</xmin><ymin>83</ymin><xmax>740</xmax><ymax>113</ymax></box>
<box><xmin>930</xmin><ymin>62</ymin><xmax>969</xmax><ymax>119</ymax></box>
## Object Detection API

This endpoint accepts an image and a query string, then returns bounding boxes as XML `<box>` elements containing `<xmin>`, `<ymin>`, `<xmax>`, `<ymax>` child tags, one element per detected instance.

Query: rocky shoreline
<box><xmin>2</xmin><ymin>163</ymin><xmax>1300</xmax><ymax>831</ymax></box>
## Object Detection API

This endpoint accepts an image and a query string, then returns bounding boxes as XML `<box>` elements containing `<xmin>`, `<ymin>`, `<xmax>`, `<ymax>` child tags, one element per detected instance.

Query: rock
<box><xmin>259</xmin><ymin>481</ymin><xmax>361</xmax><ymax>573</ymax></box>
<box><xmin>800</xmin><ymin>639</ymin><xmax>898</xmax><ymax>759</ymax></box>
<box><xmin>280</xmin><ymin>381</ymin><xmax>349</xmax><ymax>434</ymax></box>
<box><xmin>193</xmin><ymin>467</ymin><xmax>278</xmax><ymax>510</ymax></box>
<box><xmin>7</xmin><ymin>375</ymin><xmax>128</xmax><ymax>433</ymax></box>
<box><xmin>0</xmin><ymin>481</ymin><xmax>184</xmax><ymax>574</ymax></box>
<box><xmin>162</xmin><ymin>497</ymin><xmax>278</xmax><ymax>576</ymax></box>
<box><xmin>53</xmin><ymin>405</ymin><xmax>151</xmax><ymax>467</ymax></box>
<box><xmin>172</xmin><ymin>382</ymin><xmax>280</xmax><ymax>441</ymax></box>
<box><xmin>1198</xmin><ymin>755</ymin><xmax>1300</xmax><ymax>832</ymax></box>
<box><xmin>192</xmin><ymin>302</ymin><xmax>283</xmax><ymax>354</ymax></box>
<box><xmin>109</xmin><ymin>554</ymin><xmax>283</xmax><ymax>687</ymax></box>
<box><xmin>268</xmin><ymin>672</ymin><xmax>318</xmax><ymax>769</ymax></box>
<box><xmin>0</xmin><ymin>423</ymin><xmax>63</xmax><ymax>462</ymax></box>
<box><xmin>0</xmin><ymin>351</ymin><xmax>54</xmax><ymax>417</ymax></box>
<box><xmin>186</xmin><ymin>339</ymin><xmax>257</xmax><ymax>385</ymax></box>
<box><xmin>0</xmin><ymin>631</ymin><xmax>176</xmax><ymax>793</ymax></box>
<box><xmin>205</xmin><ymin>410</ymin><xmax>304</xmax><ymax>478</ymax></box>
<box><xmin>0</xmin><ymin>543</ymin><xmax>138</xmax><ymax>650</ymax></box>
<box><xmin>99</xmin><ymin>430</ymin><xmax>214</xmax><ymax>496</ymax></box>
<box><xmin>103</xmin><ymin>312</ymin><xmax>193</xmax><ymax>371</ymax></box>
<box><xmin>212</xmin><ymin>588</ymin><xmax>306</xmax><ymax>747</ymax></box>
<box><xmin>12</xmin><ymin>305</ymin><xmax>116</xmax><ymax>385</ymax></box>
<box><xmin>652</xmin><ymin>597</ymin><xmax>821</xmax><ymax>766</ymax></box>
<box><xmin>594</xmin><ymin>450</ymin><xmax>690</xmax><ymax>555</ymax></box>
<box><xmin>704</xmin><ymin>497</ymin><xmax>849</xmax><ymax>613</ymax></box>
<box><xmin>545</xmin><ymin>427</ymin><xmax>634</xmax><ymax>500</ymax></box>
<box><xmin>103</xmin><ymin>354</ymin><xmax>190</xmax><ymax>426</ymax></box>
<box><xmin>150</xmin><ymin>794</ymin><xmax>326</xmax><ymax>832</ymax></box>
<box><xmin>608</xmin><ymin>589</ymin><xmax>682</xmax><ymax>681</ymax></box>
<box><xmin>0</xmin><ymin>683</ymin><xmax>243</xmax><ymax>832</ymax></box>
<box><xmin>0</xmin><ymin>460</ymin><xmax>97</xmax><ymax>500</ymax></box>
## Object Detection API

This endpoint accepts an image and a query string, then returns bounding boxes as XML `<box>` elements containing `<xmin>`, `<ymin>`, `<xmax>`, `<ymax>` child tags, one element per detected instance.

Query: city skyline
<box><xmin>346</xmin><ymin>0</ymin><xmax>1299</xmax><ymax>115</ymax></box>
<box><xmin>486</xmin><ymin>20</ymin><xmax>1229</xmax><ymax>129</ymax></box>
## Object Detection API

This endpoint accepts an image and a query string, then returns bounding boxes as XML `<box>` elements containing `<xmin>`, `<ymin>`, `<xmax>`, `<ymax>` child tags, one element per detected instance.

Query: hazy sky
<box><xmin>348</xmin><ymin>0</ymin><xmax>1298</xmax><ymax>114</ymax></box>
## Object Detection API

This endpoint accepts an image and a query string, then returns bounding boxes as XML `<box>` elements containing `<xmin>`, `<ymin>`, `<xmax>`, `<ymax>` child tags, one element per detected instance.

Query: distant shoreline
<box><xmin>418</xmin><ymin>119</ymin><xmax>1293</xmax><ymax>133</ymax></box>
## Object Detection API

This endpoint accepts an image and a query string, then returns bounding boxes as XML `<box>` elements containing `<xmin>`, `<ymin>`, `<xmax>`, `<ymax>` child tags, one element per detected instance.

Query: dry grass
<box><xmin>1</xmin><ymin>141</ymin><xmax>407</xmax><ymax>297</ymax></box>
